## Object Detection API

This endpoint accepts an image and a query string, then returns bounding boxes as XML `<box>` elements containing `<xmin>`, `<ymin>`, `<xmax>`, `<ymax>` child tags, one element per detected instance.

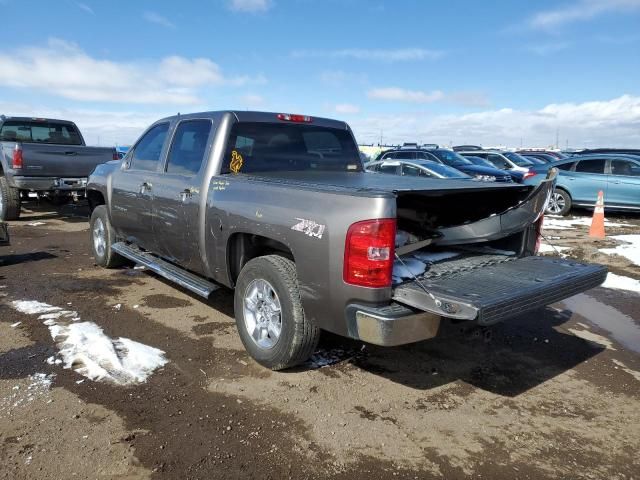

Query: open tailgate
<box><xmin>392</xmin><ymin>254</ymin><xmax>607</xmax><ymax>325</ymax></box>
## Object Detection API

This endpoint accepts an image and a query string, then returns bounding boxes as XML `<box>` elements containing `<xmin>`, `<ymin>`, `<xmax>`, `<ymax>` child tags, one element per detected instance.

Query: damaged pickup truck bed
<box><xmin>86</xmin><ymin>111</ymin><xmax>606</xmax><ymax>369</ymax></box>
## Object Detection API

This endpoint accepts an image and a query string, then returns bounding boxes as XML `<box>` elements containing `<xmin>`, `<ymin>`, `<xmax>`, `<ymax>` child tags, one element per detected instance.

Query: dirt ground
<box><xmin>1</xmin><ymin>201</ymin><xmax>639</xmax><ymax>480</ymax></box>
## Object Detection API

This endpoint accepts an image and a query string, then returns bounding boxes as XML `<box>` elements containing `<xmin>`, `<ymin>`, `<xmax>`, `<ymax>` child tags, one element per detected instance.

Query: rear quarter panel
<box><xmin>205</xmin><ymin>174</ymin><xmax>395</xmax><ymax>336</ymax></box>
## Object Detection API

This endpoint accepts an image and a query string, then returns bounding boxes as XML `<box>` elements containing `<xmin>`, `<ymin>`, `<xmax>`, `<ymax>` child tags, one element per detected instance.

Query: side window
<box><xmin>402</xmin><ymin>164</ymin><xmax>423</xmax><ymax>176</ymax></box>
<box><xmin>396</xmin><ymin>151</ymin><xmax>417</xmax><ymax>160</ymax></box>
<box><xmin>382</xmin><ymin>152</ymin><xmax>398</xmax><ymax>160</ymax></box>
<box><xmin>487</xmin><ymin>154</ymin><xmax>510</xmax><ymax>169</ymax></box>
<box><xmin>166</xmin><ymin>120</ymin><xmax>212</xmax><ymax>176</ymax></box>
<box><xmin>575</xmin><ymin>159</ymin><xmax>605</xmax><ymax>174</ymax></box>
<box><xmin>555</xmin><ymin>162</ymin><xmax>574</xmax><ymax>171</ymax></box>
<box><xmin>611</xmin><ymin>159</ymin><xmax>640</xmax><ymax>177</ymax></box>
<box><xmin>131</xmin><ymin>123</ymin><xmax>169</xmax><ymax>172</ymax></box>
<box><xmin>378</xmin><ymin>164</ymin><xmax>399</xmax><ymax>175</ymax></box>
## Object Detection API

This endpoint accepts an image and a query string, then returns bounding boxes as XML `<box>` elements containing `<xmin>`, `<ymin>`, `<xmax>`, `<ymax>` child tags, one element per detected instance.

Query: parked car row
<box><xmin>365</xmin><ymin>143</ymin><xmax>639</xmax><ymax>216</ymax></box>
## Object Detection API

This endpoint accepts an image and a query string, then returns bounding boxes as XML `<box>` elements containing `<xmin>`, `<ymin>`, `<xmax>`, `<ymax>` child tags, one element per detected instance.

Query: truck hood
<box><xmin>244</xmin><ymin>171</ymin><xmax>530</xmax><ymax>197</ymax></box>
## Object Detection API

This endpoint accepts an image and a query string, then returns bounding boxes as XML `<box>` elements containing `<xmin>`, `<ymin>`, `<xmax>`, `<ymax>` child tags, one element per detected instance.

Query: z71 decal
<box><xmin>291</xmin><ymin>218</ymin><xmax>325</xmax><ymax>239</ymax></box>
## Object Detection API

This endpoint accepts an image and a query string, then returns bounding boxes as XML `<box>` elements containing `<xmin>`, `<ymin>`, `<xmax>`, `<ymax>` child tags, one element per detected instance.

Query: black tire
<box><xmin>0</xmin><ymin>174</ymin><xmax>21</xmax><ymax>221</ymax></box>
<box><xmin>546</xmin><ymin>188</ymin><xmax>572</xmax><ymax>216</ymax></box>
<box><xmin>89</xmin><ymin>205</ymin><xmax>125</xmax><ymax>268</ymax></box>
<box><xmin>234</xmin><ymin>255</ymin><xmax>320</xmax><ymax>370</ymax></box>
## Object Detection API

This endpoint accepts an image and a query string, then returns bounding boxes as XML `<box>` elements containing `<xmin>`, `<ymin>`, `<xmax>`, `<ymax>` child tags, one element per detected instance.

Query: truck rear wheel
<box><xmin>234</xmin><ymin>255</ymin><xmax>320</xmax><ymax>370</ymax></box>
<box><xmin>0</xmin><ymin>175</ymin><xmax>21</xmax><ymax>221</ymax></box>
<box><xmin>90</xmin><ymin>205</ymin><xmax>125</xmax><ymax>268</ymax></box>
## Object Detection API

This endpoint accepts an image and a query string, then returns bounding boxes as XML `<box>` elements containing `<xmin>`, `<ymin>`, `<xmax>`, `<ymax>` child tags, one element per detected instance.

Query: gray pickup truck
<box><xmin>0</xmin><ymin>116</ymin><xmax>117</xmax><ymax>220</ymax></box>
<box><xmin>86</xmin><ymin>111</ymin><xmax>606</xmax><ymax>369</ymax></box>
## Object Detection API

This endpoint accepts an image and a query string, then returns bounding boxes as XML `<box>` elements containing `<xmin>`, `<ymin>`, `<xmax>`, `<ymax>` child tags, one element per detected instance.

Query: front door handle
<box><xmin>140</xmin><ymin>182</ymin><xmax>152</xmax><ymax>194</ymax></box>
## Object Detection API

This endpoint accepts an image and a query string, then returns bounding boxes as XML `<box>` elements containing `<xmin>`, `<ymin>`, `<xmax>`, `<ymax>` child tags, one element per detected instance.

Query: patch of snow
<box><xmin>612</xmin><ymin>359</ymin><xmax>640</xmax><ymax>382</ymax></box>
<box><xmin>10</xmin><ymin>322</ymin><xmax>21</xmax><ymax>328</ymax></box>
<box><xmin>0</xmin><ymin>373</ymin><xmax>55</xmax><ymax>414</ymax></box>
<box><xmin>10</xmin><ymin>299</ymin><xmax>168</xmax><ymax>386</ymax></box>
<box><xmin>113</xmin><ymin>303</ymin><xmax>122</xmax><ymax>311</ymax></box>
<box><xmin>599</xmin><ymin>235</ymin><xmax>640</xmax><ymax>266</ymax></box>
<box><xmin>538</xmin><ymin>243</ymin><xmax>570</xmax><ymax>254</ymax></box>
<box><xmin>51</xmin><ymin>322</ymin><xmax>168</xmax><ymax>385</ymax></box>
<box><xmin>602</xmin><ymin>273</ymin><xmax>640</xmax><ymax>293</ymax></box>
<box><xmin>26</xmin><ymin>222</ymin><xmax>46</xmax><ymax>226</ymax></box>
<box><xmin>543</xmin><ymin>216</ymin><xmax>630</xmax><ymax>231</ymax></box>
<box><xmin>11</xmin><ymin>300</ymin><xmax>62</xmax><ymax>315</ymax></box>
<box><xmin>568</xmin><ymin>328</ymin><xmax>616</xmax><ymax>351</ymax></box>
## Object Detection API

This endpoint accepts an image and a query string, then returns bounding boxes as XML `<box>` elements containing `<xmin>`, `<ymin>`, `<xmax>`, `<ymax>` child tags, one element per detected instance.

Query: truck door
<box><xmin>110</xmin><ymin>123</ymin><xmax>170</xmax><ymax>251</ymax></box>
<box><xmin>152</xmin><ymin>119</ymin><xmax>213</xmax><ymax>273</ymax></box>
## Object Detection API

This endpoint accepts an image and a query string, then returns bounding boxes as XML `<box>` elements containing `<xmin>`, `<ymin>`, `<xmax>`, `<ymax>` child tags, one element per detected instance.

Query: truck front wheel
<box><xmin>234</xmin><ymin>255</ymin><xmax>320</xmax><ymax>370</ymax></box>
<box><xmin>0</xmin><ymin>175</ymin><xmax>21</xmax><ymax>221</ymax></box>
<box><xmin>89</xmin><ymin>205</ymin><xmax>125</xmax><ymax>268</ymax></box>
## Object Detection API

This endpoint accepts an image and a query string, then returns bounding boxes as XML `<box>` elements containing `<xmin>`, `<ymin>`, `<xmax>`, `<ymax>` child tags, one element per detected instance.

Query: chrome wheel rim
<box><xmin>93</xmin><ymin>217</ymin><xmax>106</xmax><ymax>257</ymax></box>
<box><xmin>243</xmin><ymin>278</ymin><xmax>282</xmax><ymax>350</ymax></box>
<box><xmin>547</xmin><ymin>192</ymin><xmax>565</xmax><ymax>214</ymax></box>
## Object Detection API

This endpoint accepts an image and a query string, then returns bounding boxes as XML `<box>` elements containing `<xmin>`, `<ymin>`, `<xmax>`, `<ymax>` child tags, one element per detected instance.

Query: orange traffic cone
<box><xmin>589</xmin><ymin>190</ymin><xmax>605</xmax><ymax>239</ymax></box>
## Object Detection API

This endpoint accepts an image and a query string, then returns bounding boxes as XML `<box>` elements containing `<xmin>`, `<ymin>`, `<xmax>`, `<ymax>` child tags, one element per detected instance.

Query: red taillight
<box><xmin>113</xmin><ymin>151</ymin><xmax>119</xmax><ymax>161</ymax></box>
<box><xmin>535</xmin><ymin>215</ymin><xmax>544</xmax><ymax>254</ymax></box>
<box><xmin>523</xmin><ymin>171</ymin><xmax>537</xmax><ymax>180</ymax></box>
<box><xmin>12</xmin><ymin>145</ymin><xmax>23</xmax><ymax>169</ymax></box>
<box><xmin>277</xmin><ymin>113</ymin><xmax>313</xmax><ymax>123</ymax></box>
<box><xmin>344</xmin><ymin>219</ymin><xmax>396</xmax><ymax>288</ymax></box>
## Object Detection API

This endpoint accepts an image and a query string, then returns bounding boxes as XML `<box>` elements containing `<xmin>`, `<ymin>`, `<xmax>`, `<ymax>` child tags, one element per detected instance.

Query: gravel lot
<box><xmin>1</xmin><ymin>201</ymin><xmax>639</xmax><ymax>479</ymax></box>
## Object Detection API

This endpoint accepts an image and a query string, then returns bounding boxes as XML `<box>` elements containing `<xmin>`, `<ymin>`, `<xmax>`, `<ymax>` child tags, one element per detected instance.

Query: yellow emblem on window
<box><xmin>230</xmin><ymin>150</ymin><xmax>244</xmax><ymax>174</ymax></box>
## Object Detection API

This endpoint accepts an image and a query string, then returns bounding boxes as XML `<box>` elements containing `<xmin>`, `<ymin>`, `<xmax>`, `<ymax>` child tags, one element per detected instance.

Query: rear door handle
<box><xmin>64</xmin><ymin>151</ymin><xmax>78</xmax><ymax>156</ymax></box>
<box><xmin>179</xmin><ymin>188</ymin><xmax>195</xmax><ymax>202</ymax></box>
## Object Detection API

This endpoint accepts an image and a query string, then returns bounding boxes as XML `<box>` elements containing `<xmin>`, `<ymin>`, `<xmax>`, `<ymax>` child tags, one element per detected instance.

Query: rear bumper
<box><xmin>11</xmin><ymin>176</ymin><xmax>88</xmax><ymax>191</ymax></box>
<box><xmin>346</xmin><ymin>303</ymin><xmax>441</xmax><ymax>346</ymax></box>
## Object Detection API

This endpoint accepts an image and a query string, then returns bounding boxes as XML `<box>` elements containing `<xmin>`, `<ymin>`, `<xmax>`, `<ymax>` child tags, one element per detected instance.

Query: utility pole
<box><xmin>555</xmin><ymin>127</ymin><xmax>559</xmax><ymax>149</ymax></box>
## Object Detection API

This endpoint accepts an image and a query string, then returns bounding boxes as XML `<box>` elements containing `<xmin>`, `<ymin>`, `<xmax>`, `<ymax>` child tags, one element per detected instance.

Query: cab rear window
<box><xmin>0</xmin><ymin>120</ymin><xmax>83</xmax><ymax>145</ymax></box>
<box><xmin>221</xmin><ymin>122</ymin><xmax>362</xmax><ymax>174</ymax></box>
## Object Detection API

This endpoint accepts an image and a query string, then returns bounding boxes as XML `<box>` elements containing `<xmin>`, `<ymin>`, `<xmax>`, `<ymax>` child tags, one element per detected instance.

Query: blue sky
<box><xmin>1</xmin><ymin>0</ymin><xmax>639</xmax><ymax>147</ymax></box>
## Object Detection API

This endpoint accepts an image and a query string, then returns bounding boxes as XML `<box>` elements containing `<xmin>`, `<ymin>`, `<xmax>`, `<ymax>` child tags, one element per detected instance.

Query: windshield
<box><xmin>424</xmin><ymin>162</ymin><xmax>470</xmax><ymax>178</ymax></box>
<box><xmin>431</xmin><ymin>149</ymin><xmax>473</xmax><ymax>166</ymax></box>
<box><xmin>465</xmin><ymin>155</ymin><xmax>494</xmax><ymax>168</ymax></box>
<box><xmin>222</xmin><ymin>122</ymin><xmax>362</xmax><ymax>174</ymax></box>
<box><xmin>0</xmin><ymin>120</ymin><xmax>83</xmax><ymax>145</ymax></box>
<box><xmin>503</xmin><ymin>152</ymin><xmax>534</xmax><ymax>167</ymax></box>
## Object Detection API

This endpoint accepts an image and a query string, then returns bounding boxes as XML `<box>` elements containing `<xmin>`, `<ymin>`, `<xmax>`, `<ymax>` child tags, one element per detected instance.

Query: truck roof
<box><xmin>0</xmin><ymin>116</ymin><xmax>78</xmax><ymax>125</ymax></box>
<box><xmin>155</xmin><ymin>110</ymin><xmax>349</xmax><ymax>130</ymax></box>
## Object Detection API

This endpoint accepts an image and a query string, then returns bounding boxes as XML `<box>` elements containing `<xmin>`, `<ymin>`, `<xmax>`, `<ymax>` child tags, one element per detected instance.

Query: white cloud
<box><xmin>368</xmin><ymin>87</ymin><xmax>444</xmax><ymax>103</ymax></box>
<box><xmin>228</xmin><ymin>0</ymin><xmax>271</xmax><ymax>13</ymax></box>
<box><xmin>529</xmin><ymin>0</ymin><xmax>640</xmax><ymax>29</ymax></box>
<box><xmin>334</xmin><ymin>103</ymin><xmax>360</xmax><ymax>114</ymax></box>
<box><xmin>292</xmin><ymin>48</ymin><xmax>443</xmax><ymax>62</ymax></box>
<box><xmin>239</xmin><ymin>93</ymin><xmax>265</xmax><ymax>108</ymax></box>
<box><xmin>319</xmin><ymin>70</ymin><xmax>368</xmax><ymax>87</ymax></box>
<box><xmin>76</xmin><ymin>2</ymin><xmax>94</xmax><ymax>15</ymax></box>
<box><xmin>143</xmin><ymin>11</ymin><xmax>176</xmax><ymax>29</ymax></box>
<box><xmin>0</xmin><ymin>39</ymin><xmax>263</xmax><ymax>105</ymax></box>
<box><xmin>350</xmin><ymin>95</ymin><xmax>640</xmax><ymax>148</ymax></box>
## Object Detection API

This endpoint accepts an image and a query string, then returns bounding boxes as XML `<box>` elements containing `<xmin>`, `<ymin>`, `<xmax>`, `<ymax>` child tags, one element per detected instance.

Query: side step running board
<box><xmin>112</xmin><ymin>242</ymin><xmax>219</xmax><ymax>298</ymax></box>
